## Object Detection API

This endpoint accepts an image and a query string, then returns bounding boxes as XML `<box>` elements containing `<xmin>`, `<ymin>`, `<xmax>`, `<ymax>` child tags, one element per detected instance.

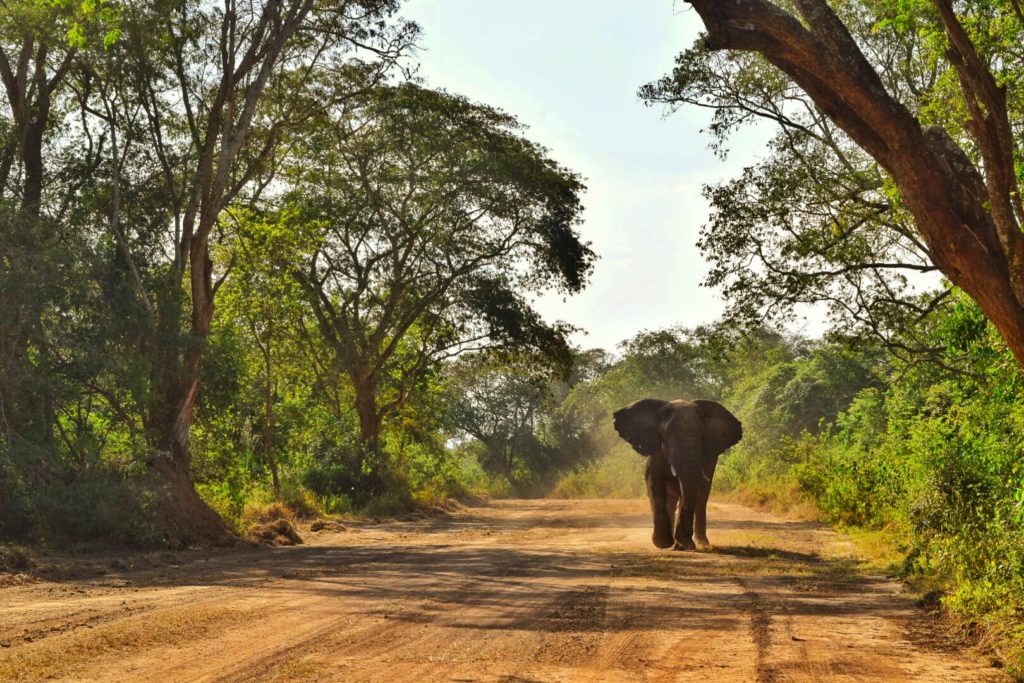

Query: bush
<box><xmin>1</xmin><ymin>443</ymin><xmax>160</xmax><ymax>547</ymax></box>
<box><xmin>302</xmin><ymin>461</ymin><xmax>391</xmax><ymax>506</ymax></box>
<box><xmin>779</xmin><ymin>311</ymin><xmax>1024</xmax><ymax>671</ymax></box>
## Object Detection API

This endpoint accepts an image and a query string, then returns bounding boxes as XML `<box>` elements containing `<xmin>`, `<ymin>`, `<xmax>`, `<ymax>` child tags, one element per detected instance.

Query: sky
<box><xmin>400</xmin><ymin>1</ymin><xmax>774</xmax><ymax>352</ymax></box>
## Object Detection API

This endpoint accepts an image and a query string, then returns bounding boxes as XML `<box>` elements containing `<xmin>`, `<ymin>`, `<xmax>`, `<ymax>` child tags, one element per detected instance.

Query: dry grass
<box><xmin>242</xmin><ymin>502</ymin><xmax>304</xmax><ymax>546</ymax></box>
<box><xmin>0</xmin><ymin>545</ymin><xmax>33</xmax><ymax>572</ymax></box>
<box><xmin>0</xmin><ymin>606</ymin><xmax>246</xmax><ymax>681</ymax></box>
<box><xmin>835</xmin><ymin>526</ymin><xmax>908</xmax><ymax>576</ymax></box>
<box><xmin>264</xmin><ymin>657</ymin><xmax>323</xmax><ymax>682</ymax></box>
<box><xmin>724</xmin><ymin>482</ymin><xmax>821</xmax><ymax>520</ymax></box>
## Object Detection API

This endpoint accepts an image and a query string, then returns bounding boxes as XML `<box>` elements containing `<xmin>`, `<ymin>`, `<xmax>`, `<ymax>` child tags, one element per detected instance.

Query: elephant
<box><xmin>613</xmin><ymin>398</ymin><xmax>742</xmax><ymax>550</ymax></box>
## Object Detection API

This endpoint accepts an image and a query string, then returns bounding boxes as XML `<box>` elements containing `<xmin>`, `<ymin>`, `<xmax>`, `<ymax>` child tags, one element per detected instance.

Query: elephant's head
<box><xmin>613</xmin><ymin>398</ymin><xmax>742</xmax><ymax>549</ymax></box>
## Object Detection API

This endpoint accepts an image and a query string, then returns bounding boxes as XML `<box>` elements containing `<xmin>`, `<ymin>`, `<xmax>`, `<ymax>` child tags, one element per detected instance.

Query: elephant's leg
<box><xmin>647</xmin><ymin>475</ymin><xmax>674</xmax><ymax>549</ymax></box>
<box><xmin>694</xmin><ymin>454</ymin><xmax>719</xmax><ymax>547</ymax></box>
<box><xmin>693</xmin><ymin>481</ymin><xmax>712</xmax><ymax>547</ymax></box>
<box><xmin>672</xmin><ymin>478</ymin><xmax>699</xmax><ymax>551</ymax></box>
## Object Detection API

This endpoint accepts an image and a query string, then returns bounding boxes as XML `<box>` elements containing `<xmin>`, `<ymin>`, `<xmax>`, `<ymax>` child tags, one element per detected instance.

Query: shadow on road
<box><xmin>10</xmin><ymin>500</ymin><xmax>900</xmax><ymax>638</ymax></box>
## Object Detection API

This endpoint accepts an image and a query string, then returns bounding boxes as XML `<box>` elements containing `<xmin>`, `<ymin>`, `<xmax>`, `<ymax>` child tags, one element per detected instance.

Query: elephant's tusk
<box><xmin>670</xmin><ymin>465</ymin><xmax>678</xmax><ymax>477</ymax></box>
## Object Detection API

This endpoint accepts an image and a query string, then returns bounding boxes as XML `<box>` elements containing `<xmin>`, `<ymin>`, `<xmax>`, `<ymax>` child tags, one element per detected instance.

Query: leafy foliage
<box><xmin>789</xmin><ymin>296</ymin><xmax>1024</xmax><ymax>671</ymax></box>
<box><xmin>639</xmin><ymin>1</ymin><xmax>1024</xmax><ymax>361</ymax></box>
<box><xmin>255</xmin><ymin>81</ymin><xmax>593</xmax><ymax>450</ymax></box>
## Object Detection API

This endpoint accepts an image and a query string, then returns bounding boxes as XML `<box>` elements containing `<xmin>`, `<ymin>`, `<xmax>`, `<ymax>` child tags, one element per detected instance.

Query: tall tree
<box><xmin>0</xmin><ymin>0</ymin><xmax>90</xmax><ymax>211</ymax></box>
<box><xmin>69</xmin><ymin>0</ymin><xmax>416</xmax><ymax>542</ymax></box>
<box><xmin>217</xmin><ymin>217</ymin><xmax>309</xmax><ymax>497</ymax></box>
<box><xmin>658</xmin><ymin>1</ymin><xmax>1024</xmax><ymax>367</ymax></box>
<box><xmin>267</xmin><ymin>82</ymin><xmax>594</xmax><ymax>454</ymax></box>
<box><xmin>0</xmin><ymin>0</ymin><xmax>115</xmax><ymax>456</ymax></box>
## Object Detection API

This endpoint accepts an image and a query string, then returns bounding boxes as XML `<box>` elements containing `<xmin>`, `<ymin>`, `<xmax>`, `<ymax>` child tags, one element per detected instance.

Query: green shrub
<box><xmin>1</xmin><ymin>443</ymin><xmax>160</xmax><ymax>547</ymax></box>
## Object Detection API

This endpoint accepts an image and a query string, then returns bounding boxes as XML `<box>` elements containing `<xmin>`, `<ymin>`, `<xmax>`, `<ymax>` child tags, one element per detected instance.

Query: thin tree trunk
<box><xmin>262</xmin><ymin>335</ymin><xmax>279</xmax><ymax>497</ymax></box>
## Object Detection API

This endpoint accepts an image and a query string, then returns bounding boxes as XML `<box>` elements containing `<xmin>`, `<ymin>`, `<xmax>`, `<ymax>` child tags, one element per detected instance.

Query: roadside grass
<box><xmin>549</xmin><ymin>447</ymin><xmax>647</xmax><ymax>499</ymax></box>
<box><xmin>721</xmin><ymin>481</ymin><xmax>820</xmax><ymax>521</ymax></box>
<box><xmin>198</xmin><ymin>473</ymin><xmax>476</xmax><ymax>545</ymax></box>
<box><xmin>242</xmin><ymin>502</ymin><xmax>304</xmax><ymax>545</ymax></box>
<box><xmin>0</xmin><ymin>545</ymin><xmax>32</xmax><ymax>573</ymax></box>
<box><xmin>836</xmin><ymin>526</ymin><xmax>910</xmax><ymax>577</ymax></box>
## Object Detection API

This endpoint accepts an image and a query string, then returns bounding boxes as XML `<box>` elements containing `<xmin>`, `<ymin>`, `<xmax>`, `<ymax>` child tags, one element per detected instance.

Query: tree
<box><xmin>0</xmin><ymin>0</ymin><xmax>93</xmax><ymax>213</ymax></box>
<box><xmin>541</xmin><ymin>348</ymin><xmax>615</xmax><ymax>474</ymax></box>
<box><xmin>216</xmin><ymin>216</ymin><xmax>310</xmax><ymax>497</ymax></box>
<box><xmin>722</xmin><ymin>335</ymin><xmax>880</xmax><ymax>452</ymax></box>
<box><xmin>0</xmin><ymin>0</ymin><xmax>104</xmax><ymax>454</ymax></box>
<box><xmin>446</xmin><ymin>355</ymin><xmax>557</xmax><ymax>492</ymax></box>
<box><xmin>71</xmin><ymin>0</ymin><xmax>414</xmax><ymax>542</ymax></box>
<box><xmin>587</xmin><ymin>325</ymin><xmax>734</xmax><ymax>408</ymax></box>
<box><xmin>268</xmin><ymin>82</ymin><xmax>594</xmax><ymax>455</ymax></box>
<box><xmin>1</xmin><ymin>0</ymin><xmax>417</xmax><ymax>543</ymax></box>
<box><xmin>641</xmin><ymin>9</ymin><xmax>953</xmax><ymax>361</ymax></box>
<box><xmin>657</xmin><ymin>1</ymin><xmax>1024</xmax><ymax>367</ymax></box>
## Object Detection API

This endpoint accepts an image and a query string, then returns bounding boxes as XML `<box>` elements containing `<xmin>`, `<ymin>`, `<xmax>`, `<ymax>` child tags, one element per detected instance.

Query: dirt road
<box><xmin>0</xmin><ymin>499</ymin><xmax>1007</xmax><ymax>682</ymax></box>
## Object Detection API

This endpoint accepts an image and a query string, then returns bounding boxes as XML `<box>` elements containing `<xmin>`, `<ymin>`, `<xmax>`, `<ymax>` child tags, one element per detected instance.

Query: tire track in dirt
<box><xmin>737</xmin><ymin>578</ymin><xmax>776</xmax><ymax>683</ymax></box>
<box><xmin>216</xmin><ymin>547</ymin><xmax>612</xmax><ymax>681</ymax></box>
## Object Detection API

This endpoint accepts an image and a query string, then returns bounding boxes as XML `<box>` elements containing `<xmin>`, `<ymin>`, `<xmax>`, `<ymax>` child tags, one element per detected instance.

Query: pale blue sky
<box><xmin>401</xmin><ymin>1</ymin><xmax>773</xmax><ymax>351</ymax></box>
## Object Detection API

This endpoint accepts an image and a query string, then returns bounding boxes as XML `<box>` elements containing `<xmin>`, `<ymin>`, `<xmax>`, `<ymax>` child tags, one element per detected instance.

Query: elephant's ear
<box><xmin>696</xmin><ymin>400</ymin><xmax>743</xmax><ymax>457</ymax></box>
<box><xmin>613</xmin><ymin>398</ymin><xmax>667</xmax><ymax>456</ymax></box>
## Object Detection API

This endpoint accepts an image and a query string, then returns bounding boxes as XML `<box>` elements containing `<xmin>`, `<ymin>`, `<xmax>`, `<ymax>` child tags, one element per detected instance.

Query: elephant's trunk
<box><xmin>668</xmin><ymin>437</ymin><xmax>702</xmax><ymax>510</ymax></box>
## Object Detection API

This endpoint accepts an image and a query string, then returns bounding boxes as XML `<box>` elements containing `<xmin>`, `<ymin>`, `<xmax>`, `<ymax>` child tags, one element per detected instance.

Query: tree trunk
<box><xmin>502</xmin><ymin>446</ymin><xmax>519</xmax><ymax>493</ymax></box>
<box><xmin>146</xmin><ymin>450</ymin><xmax>235</xmax><ymax>548</ymax></box>
<box><xmin>138</xmin><ymin>0</ymin><xmax>319</xmax><ymax>539</ymax></box>
<box><xmin>353</xmin><ymin>375</ymin><xmax>383</xmax><ymax>446</ymax></box>
<box><xmin>488</xmin><ymin>443</ymin><xmax>517</xmax><ymax>493</ymax></box>
<box><xmin>20</xmin><ymin>115</ymin><xmax>44</xmax><ymax>216</ymax></box>
<box><xmin>0</xmin><ymin>134</ymin><xmax>16</xmax><ymax>197</ymax></box>
<box><xmin>0</xmin><ymin>329</ymin><xmax>54</xmax><ymax>452</ymax></box>
<box><xmin>0</xmin><ymin>40</ymin><xmax>65</xmax><ymax>448</ymax></box>
<box><xmin>686</xmin><ymin>0</ymin><xmax>1024</xmax><ymax>367</ymax></box>
<box><xmin>143</xmin><ymin>283</ymin><xmax>233</xmax><ymax>547</ymax></box>
<box><xmin>262</xmin><ymin>340</ymin><xmax>280</xmax><ymax>497</ymax></box>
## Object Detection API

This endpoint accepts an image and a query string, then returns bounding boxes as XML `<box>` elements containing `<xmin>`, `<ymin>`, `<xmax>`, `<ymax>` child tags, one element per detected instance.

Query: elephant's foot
<box><xmin>671</xmin><ymin>538</ymin><xmax>696</xmax><ymax>551</ymax></box>
<box><xmin>652</xmin><ymin>531</ymin><xmax>674</xmax><ymax>549</ymax></box>
<box><xmin>694</xmin><ymin>534</ymin><xmax>711</xmax><ymax>548</ymax></box>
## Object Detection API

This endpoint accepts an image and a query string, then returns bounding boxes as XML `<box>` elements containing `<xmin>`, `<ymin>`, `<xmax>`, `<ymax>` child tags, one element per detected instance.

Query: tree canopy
<box><xmin>252</xmin><ymin>81</ymin><xmax>593</xmax><ymax>450</ymax></box>
<box><xmin>644</xmin><ymin>0</ymin><xmax>1024</xmax><ymax>368</ymax></box>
